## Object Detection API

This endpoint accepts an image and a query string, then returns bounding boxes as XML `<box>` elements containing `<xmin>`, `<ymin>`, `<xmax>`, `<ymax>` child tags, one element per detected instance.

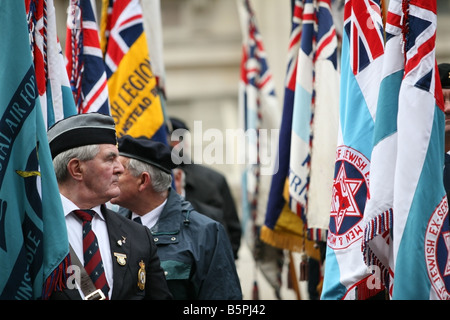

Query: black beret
<box><xmin>118</xmin><ymin>135</ymin><xmax>177</xmax><ymax>174</ymax></box>
<box><xmin>47</xmin><ymin>113</ymin><xmax>117</xmax><ymax>159</ymax></box>
<box><xmin>438</xmin><ymin>63</ymin><xmax>450</xmax><ymax>89</ymax></box>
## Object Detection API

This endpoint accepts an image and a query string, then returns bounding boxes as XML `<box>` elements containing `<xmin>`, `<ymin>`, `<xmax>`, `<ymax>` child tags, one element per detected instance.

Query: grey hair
<box><xmin>126</xmin><ymin>158</ymin><xmax>172</xmax><ymax>193</ymax></box>
<box><xmin>53</xmin><ymin>144</ymin><xmax>100</xmax><ymax>182</ymax></box>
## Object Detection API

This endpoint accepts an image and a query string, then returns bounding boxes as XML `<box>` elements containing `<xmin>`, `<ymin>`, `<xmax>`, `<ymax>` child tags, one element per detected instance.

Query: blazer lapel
<box><xmin>102</xmin><ymin>207</ymin><xmax>130</xmax><ymax>300</ymax></box>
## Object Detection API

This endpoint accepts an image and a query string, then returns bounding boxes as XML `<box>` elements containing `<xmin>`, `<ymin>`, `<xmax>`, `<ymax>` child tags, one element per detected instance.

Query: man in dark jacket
<box><xmin>110</xmin><ymin>135</ymin><xmax>242</xmax><ymax>300</ymax></box>
<box><xmin>47</xmin><ymin>113</ymin><xmax>172</xmax><ymax>300</ymax></box>
<box><xmin>169</xmin><ymin>117</ymin><xmax>242</xmax><ymax>259</ymax></box>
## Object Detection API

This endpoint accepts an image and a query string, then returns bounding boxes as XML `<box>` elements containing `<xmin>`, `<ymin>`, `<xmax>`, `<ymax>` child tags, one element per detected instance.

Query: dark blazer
<box><xmin>50</xmin><ymin>206</ymin><xmax>172</xmax><ymax>300</ymax></box>
<box><xmin>182</xmin><ymin>163</ymin><xmax>242</xmax><ymax>259</ymax></box>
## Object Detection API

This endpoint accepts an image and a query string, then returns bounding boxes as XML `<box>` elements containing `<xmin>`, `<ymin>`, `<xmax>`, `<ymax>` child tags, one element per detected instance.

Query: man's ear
<box><xmin>67</xmin><ymin>158</ymin><xmax>83</xmax><ymax>181</ymax></box>
<box><xmin>138</xmin><ymin>172</ymin><xmax>151</xmax><ymax>191</ymax></box>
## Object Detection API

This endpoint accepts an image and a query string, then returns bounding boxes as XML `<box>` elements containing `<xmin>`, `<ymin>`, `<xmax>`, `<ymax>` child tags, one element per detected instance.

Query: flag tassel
<box><xmin>252</xmin><ymin>280</ymin><xmax>259</xmax><ymax>300</ymax></box>
<box><xmin>41</xmin><ymin>254</ymin><xmax>71</xmax><ymax>300</ymax></box>
<box><xmin>299</xmin><ymin>252</ymin><xmax>308</xmax><ymax>281</ymax></box>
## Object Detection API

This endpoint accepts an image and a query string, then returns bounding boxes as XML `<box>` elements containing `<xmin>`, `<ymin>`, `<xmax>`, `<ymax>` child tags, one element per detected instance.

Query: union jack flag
<box><xmin>263</xmin><ymin>0</ymin><xmax>303</xmax><ymax>246</ymax></box>
<box><xmin>390</xmin><ymin>0</ymin><xmax>448</xmax><ymax>300</ymax></box>
<box><xmin>361</xmin><ymin>0</ymin><xmax>404</xmax><ymax>297</ymax></box>
<box><xmin>287</xmin><ymin>0</ymin><xmax>339</xmax><ymax>243</ymax></box>
<box><xmin>100</xmin><ymin>0</ymin><xmax>167</xmax><ymax>141</ymax></box>
<box><xmin>102</xmin><ymin>0</ymin><xmax>144</xmax><ymax>78</ymax></box>
<box><xmin>344</xmin><ymin>0</ymin><xmax>384</xmax><ymax>75</ymax></box>
<box><xmin>26</xmin><ymin>0</ymin><xmax>77</xmax><ymax>128</ymax></box>
<box><xmin>238</xmin><ymin>0</ymin><xmax>280</xmax><ymax>245</ymax></box>
<box><xmin>65</xmin><ymin>0</ymin><xmax>110</xmax><ymax>115</ymax></box>
<box><xmin>321</xmin><ymin>0</ymin><xmax>385</xmax><ymax>300</ymax></box>
<box><xmin>238</xmin><ymin>0</ymin><xmax>279</xmax><ymax>224</ymax></box>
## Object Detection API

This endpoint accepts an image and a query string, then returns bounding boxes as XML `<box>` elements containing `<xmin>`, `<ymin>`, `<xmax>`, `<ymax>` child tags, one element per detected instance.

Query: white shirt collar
<box><xmin>60</xmin><ymin>193</ymin><xmax>104</xmax><ymax>221</ymax></box>
<box><xmin>131</xmin><ymin>199</ymin><xmax>167</xmax><ymax>229</ymax></box>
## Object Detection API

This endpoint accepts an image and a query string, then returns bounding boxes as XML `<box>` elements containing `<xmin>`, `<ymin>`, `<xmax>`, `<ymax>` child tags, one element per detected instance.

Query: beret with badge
<box><xmin>118</xmin><ymin>135</ymin><xmax>178</xmax><ymax>174</ymax></box>
<box><xmin>47</xmin><ymin>112</ymin><xmax>117</xmax><ymax>159</ymax></box>
<box><xmin>439</xmin><ymin>63</ymin><xmax>450</xmax><ymax>89</ymax></box>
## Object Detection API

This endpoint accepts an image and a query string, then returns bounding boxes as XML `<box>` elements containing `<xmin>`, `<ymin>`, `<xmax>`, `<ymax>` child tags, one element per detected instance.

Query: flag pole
<box><xmin>288</xmin><ymin>251</ymin><xmax>301</xmax><ymax>300</ymax></box>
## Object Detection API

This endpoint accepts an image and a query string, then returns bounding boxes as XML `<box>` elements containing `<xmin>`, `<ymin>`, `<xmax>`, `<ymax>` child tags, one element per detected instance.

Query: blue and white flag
<box><xmin>362</xmin><ymin>0</ymin><xmax>404</xmax><ymax>296</ymax></box>
<box><xmin>0</xmin><ymin>0</ymin><xmax>70</xmax><ymax>299</ymax></box>
<box><xmin>391</xmin><ymin>0</ymin><xmax>449</xmax><ymax>300</ymax></box>
<box><xmin>262</xmin><ymin>0</ymin><xmax>305</xmax><ymax>250</ymax></box>
<box><xmin>288</xmin><ymin>0</ymin><xmax>339</xmax><ymax>241</ymax></box>
<box><xmin>321</xmin><ymin>0</ymin><xmax>385</xmax><ymax>300</ymax></box>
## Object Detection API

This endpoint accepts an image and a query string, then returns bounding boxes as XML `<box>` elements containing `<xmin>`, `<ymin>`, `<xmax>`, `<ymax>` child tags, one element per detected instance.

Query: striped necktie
<box><xmin>73</xmin><ymin>209</ymin><xmax>110</xmax><ymax>299</ymax></box>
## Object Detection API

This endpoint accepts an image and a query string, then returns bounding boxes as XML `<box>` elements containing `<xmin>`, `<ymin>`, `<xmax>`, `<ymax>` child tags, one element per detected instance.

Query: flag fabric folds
<box><xmin>65</xmin><ymin>0</ymin><xmax>110</xmax><ymax>115</ymax></box>
<box><xmin>288</xmin><ymin>0</ymin><xmax>339</xmax><ymax>241</ymax></box>
<box><xmin>261</xmin><ymin>0</ymin><xmax>339</xmax><ymax>250</ymax></box>
<box><xmin>140</xmin><ymin>0</ymin><xmax>166</xmax><ymax>96</ymax></box>
<box><xmin>237</xmin><ymin>0</ymin><xmax>284</xmax><ymax>297</ymax></box>
<box><xmin>100</xmin><ymin>0</ymin><xmax>168</xmax><ymax>142</ymax></box>
<box><xmin>0</xmin><ymin>0</ymin><xmax>70</xmax><ymax>299</ymax></box>
<box><xmin>321</xmin><ymin>0</ymin><xmax>385</xmax><ymax>300</ymax></box>
<box><xmin>237</xmin><ymin>0</ymin><xmax>280</xmax><ymax>242</ymax></box>
<box><xmin>362</xmin><ymin>0</ymin><xmax>449</xmax><ymax>300</ymax></box>
<box><xmin>390</xmin><ymin>0</ymin><xmax>448</xmax><ymax>300</ymax></box>
<box><xmin>361</xmin><ymin>0</ymin><xmax>404</xmax><ymax>296</ymax></box>
<box><xmin>27</xmin><ymin>0</ymin><xmax>77</xmax><ymax>128</ymax></box>
<box><xmin>261</xmin><ymin>0</ymin><xmax>304</xmax><ymax>252</ymax></box>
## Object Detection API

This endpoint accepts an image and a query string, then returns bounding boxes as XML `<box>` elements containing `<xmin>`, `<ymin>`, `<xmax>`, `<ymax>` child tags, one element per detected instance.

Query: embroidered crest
<box><xmin>328</xmin><ymin>146</ymin><xmax>369</xmax><ymax>250</ymax></box>
<box><xmin>425</xmin><ymin>196</ymin><xmax>450</xmax><ymax>299</ymax></box>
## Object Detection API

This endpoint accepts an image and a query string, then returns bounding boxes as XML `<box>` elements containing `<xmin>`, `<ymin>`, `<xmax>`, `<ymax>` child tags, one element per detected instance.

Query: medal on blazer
<box><xmin>138</xmin><ymin>260</ymin><xmax>146</xmax><ymax>290</ymax></box>
<box><xmin>117</xmin><ymin>236</ymin><xmax>126</xmax><ymax>246</ymax></box>
<box><xmin>114</xmin><ymin>252</ymin><xmax>127</xmax><ymax>266</ymax></box>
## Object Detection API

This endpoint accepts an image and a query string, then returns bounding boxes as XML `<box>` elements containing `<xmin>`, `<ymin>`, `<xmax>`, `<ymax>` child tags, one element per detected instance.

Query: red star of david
<box><xmin>330</xmin><ymin>162</ymin><xmax>364</xmax><ymax>233</ymax></box>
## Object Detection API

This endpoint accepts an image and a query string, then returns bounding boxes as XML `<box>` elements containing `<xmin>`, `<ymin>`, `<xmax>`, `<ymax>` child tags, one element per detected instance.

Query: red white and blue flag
<box><xmin>361</xmin><ymin>0</ymin><xmax>404</xmax><ymax>297</ymax></box>
<box><xmin>262</xmin><ymin>0</ymin><xmax>304</xmax><ymax>249</ymax></box>
<box><xmin>321</xmin><ymin>0</ymin><xmax>385</xmax><ymax>300</ymax></box>
<box><xmin>391</xmin><ymin>0</ymin><xmax>449</xmax><ymax>300</ymax></box>
<box><xmin>27</xmin><ymin>0</ymin><xmax>77</xmax><ymax>128</ymax></box>
<box><xmin>288</xmin><ymin>0</ymin><xmax>339</xmax><ymax>241</ymax></box>
<box><xmin>100</xmin><ymin>0</ymin><xmax>168</xmax><ymax>141</ymax></box>
<box><xmin>65</xmin><ymin>0</ymin><xmax>110</xmax><ymax>115</ymax></box>
<box><xmin>237</xmin><ymin>0</ymin><xmax>280</xmax><ymax>251</ymax></box>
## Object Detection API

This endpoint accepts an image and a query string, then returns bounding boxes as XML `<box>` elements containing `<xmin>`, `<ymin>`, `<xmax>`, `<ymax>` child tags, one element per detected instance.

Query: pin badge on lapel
<box><xmin>138</xmin><ymin>260</ymin><xmax>146</xmax><ymax>290</ymax></box>
<box><xmin>117</xmin><ymin>236</ymin><xmax>126</xmax><ymax>246</ymax></box>
<box><xmin>114</xmin><ymin>252</ymin><xmax>127</xmax><ymax>266</ymax></box>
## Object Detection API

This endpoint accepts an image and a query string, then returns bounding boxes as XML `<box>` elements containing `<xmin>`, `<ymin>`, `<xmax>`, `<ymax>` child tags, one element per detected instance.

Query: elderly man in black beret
<box><xmin>47</xmin><ymin>113</ymin><xmax>172</xmax><ymax>300</ymax></box>
<box><xmin>110</xmin><ymin>135</ymin><xmax>242</xmax><ymax>300</ymax></box>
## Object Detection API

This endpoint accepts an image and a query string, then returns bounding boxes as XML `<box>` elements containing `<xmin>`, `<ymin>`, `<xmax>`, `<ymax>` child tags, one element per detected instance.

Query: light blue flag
<box><xmin>391</xmin><ymin>0</ymin><xmax>448</xmax><ymax>300</ymax></box>
<box><xmin>321</xmin><ymin>0</ymin><xmax>385</xmax><ymax>300</ymax></box>
<box><xmin>0</xmin><ymin>1</ymin><xmax>70</xmax><ymax>300</ymax></box>
<box><xmin>361</xmin><ymin>0</ymin><xmax>404</xmax><ymax>296</ymax></box>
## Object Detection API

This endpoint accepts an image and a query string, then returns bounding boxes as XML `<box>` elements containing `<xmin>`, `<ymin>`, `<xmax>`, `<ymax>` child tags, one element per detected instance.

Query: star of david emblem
<box><xmin>330</xmin><ymin>162</ymin><xmax>364</xmax><ymax>233</ymax></box>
